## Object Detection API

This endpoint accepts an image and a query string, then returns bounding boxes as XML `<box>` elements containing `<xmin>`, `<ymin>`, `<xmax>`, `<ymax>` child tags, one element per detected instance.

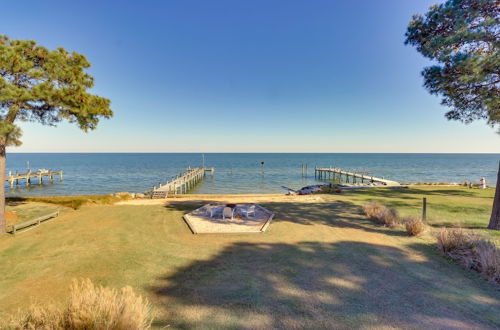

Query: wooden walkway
<box><xmin>5</xmin><ymin>169</ymin><xmax>63</xmax><ymax>188</ymax></box>
<box><xmin>315</xmin><ymin>167</ymin><xmax>400</xmax><ymax>186</ymax></box>
<box><xmin>151</xmin><ymin>167</ymin><xmax>214</xmax><ymax>198</ymax></box>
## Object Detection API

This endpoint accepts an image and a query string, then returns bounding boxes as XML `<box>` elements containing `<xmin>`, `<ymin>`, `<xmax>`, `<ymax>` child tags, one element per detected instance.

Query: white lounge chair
<box><xmin>205</xmin><ymin>205</ymin><xmax>220</xmax><ymax>218</ymax></box>
<box><xmin>241</xmin><ymin>204</ymin><xmax>256</xmax><ymax>218</ymax></box>
<box><xmin>222</xmin><ymin>207</ymin><xmax>234</xmax><ymax>220</ymax></box>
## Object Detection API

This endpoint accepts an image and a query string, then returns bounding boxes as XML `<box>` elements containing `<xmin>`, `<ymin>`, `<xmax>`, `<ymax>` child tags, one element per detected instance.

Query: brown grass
<box><xmin>437</xmin><ymin>228</ymin><xmax>477</xmax><ymax>254</ymax></box>
<box><xmin>379</xmin><ymin>207</ymin><xmax>400</xmax><ymax>227</ymax></box>
<box><xmin>7</xmin><ymin>194</ymin><xmax>132</xmax><ymax>210</ymax></box>
<box><xmin>437</xmin><ymin>228</ymin><xmax>499</xmax><ymax>285</ymax></box>
<box><xmin>363</xmin><ymin>202</ymin><xmax>399</xmax><ymax>227</ymax></box>
<box><xmin>363</xmin><ymin>201</ymin><xmax>385</xmax><ymax>220</ymax></box>
<box><xmin>5</xmin><ymin>210</ymin><xmax>18</xmax><ymax>227</ymax></box>
<box><xmin>9</xmin><ymin>279</ymin><xmax>153</xmax><ymax>329</ymax></box>
<box><xmin>404</xmin><ymin>217</ymin><xmax>425</xmax><ymax>236</ymax></box>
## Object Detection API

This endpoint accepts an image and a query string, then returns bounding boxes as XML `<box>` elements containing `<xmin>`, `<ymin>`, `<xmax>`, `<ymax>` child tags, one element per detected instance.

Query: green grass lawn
<box><xmin>0</xmin><ymin>186</ymin><xmax>499</xmax><ymax>329</ymax></box>
<box><xmin>340</xmin><ymin>185</ymin><xmax>500</xmax><ymax>241</ymax></box>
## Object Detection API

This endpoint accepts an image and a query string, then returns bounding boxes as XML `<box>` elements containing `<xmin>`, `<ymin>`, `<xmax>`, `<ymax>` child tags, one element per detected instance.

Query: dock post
<box><xmin>422</xmin><ymin>198</ymin><xmax>427</xmax><ymax>221</ymax></box>
<box><xmin>27</xmin><ymin>170</ymin><xmax>31</xmax><ymax>185</ymax></box>
<box><xmin>15</xmin><ymin>170</ymin><xmax>18</xmax><ymax>185</ymax></box>
<box><xmin>59</xmin><ymin>170</ymin><xmax>63</xmax><ymax>182</ymax></box>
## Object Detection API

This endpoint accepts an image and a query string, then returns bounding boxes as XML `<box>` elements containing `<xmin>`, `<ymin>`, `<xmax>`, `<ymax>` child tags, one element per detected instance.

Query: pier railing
<box><xmin>315</xmin><ymin>167</ymin><xmax>400</xmax><ymax>186</ymax></box>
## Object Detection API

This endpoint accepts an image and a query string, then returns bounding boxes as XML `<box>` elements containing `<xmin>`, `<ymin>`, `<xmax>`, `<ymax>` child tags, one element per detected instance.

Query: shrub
<box><xmin>379</xmin><ymin>207</ymin><xmax>400</xmax><ymax>227</ymax></box>
<box><xmin>404</xmin><ymin>217</ymin><xmax>425</xmax><ymax>236</ymax></box>
<box><xmin>437</xmin><ymin>228</ymin><xmax>499</xmax><ymax>285</ymax></box>
<box><xmin>363</xmin><ymin>202</ymin><xmax>386</xmax><ymax>220</ymax></box>
<box><xmin>10</xmin><ymin>279</ymin><xmax>153</xmax><ymax>329</ymax></box>
<box><xmin>475</xmin><ymin>240</ymin><xmax>500</xmax><ymax>284</ymax></box>
<box><xmin>363</xmin><ymin>202</ymin><xmax>400</xmax><ymax>227</ymax></box>
<box><xmin>437</xmin><ymin>228</ymin><xmax>476</xmax><ymax>254</ymax></box>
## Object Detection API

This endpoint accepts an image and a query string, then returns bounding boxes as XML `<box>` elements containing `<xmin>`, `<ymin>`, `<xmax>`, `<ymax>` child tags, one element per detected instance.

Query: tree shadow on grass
<box><xmin>150</xmin><ymin>241</ymin><xmax>500</xmax><ymax>329</ymax></box>
<box><xmin>5</xmin><ymin>197</ymin><xmax>28</xmax><ymax>206</ymax></box>
<box><xmin>261</xmin><ymin>200</ymin><xmax>409</xmax><ymax>237</ymax></box>
<box><xmin>164</xmin><ymin>203</ymin><xmax>203</xmax><ymax>213</ymax></box>
<box><xmin>165</xmin><ymin>199</ymin><xmax>409</xmax><ymax>237</ymax></box>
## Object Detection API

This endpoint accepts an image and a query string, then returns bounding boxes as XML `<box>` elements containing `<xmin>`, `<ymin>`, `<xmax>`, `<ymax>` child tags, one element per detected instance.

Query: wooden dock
<box><xmin>151</xmin><ymin>167</ymin><xmax>214</xmax><ymax>198</ymax></box>
<box><xmin>315</xmin><ymin>167</ymin><xmax>400</xmax><ymax>186</ymax></box>
<box><xmin>5</xmin><ymin>169</ymin><xmax>63</xmax><ymax>188</ymax></box>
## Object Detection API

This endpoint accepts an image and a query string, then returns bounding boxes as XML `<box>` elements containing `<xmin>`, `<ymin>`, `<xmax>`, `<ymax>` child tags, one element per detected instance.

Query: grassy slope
<box><xmin>0</xmin><ymin>186</ymin><xmax>499</xmax><ymax>329</ymax></box>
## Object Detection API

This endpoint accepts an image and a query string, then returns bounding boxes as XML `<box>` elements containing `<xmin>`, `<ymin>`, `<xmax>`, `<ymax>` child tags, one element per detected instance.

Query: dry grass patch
<box><xmin>7</xmin><ymin>194</ymin><xmax>132</xmax><ymax>210</ymax></box>
<box><xmin>437</xmin><ymin>228</ymin><xmax>500</xmax><ymax>285</ymax></box>
<box><xmin>404</xmin><ymin>217</ymin><xmax>425</xmax><ymax>236</ymax></box>
<box><xmin>8</xmin><ymin>279</ymin><xmax>153</xmax><ymax>330</ymax></box>
<box><xmin>363</xmin><ymin>202</ymin><xmax>400</xmax><ymax>227</ymax></box>
<box><xmin>363</xmin><ymin>201</ymin><xmax>385</xmax><ymax>220</ymax></box>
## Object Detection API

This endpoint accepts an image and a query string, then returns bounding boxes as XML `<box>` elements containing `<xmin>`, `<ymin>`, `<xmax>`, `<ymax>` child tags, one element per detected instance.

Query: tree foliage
<box><xmin>0</xmin><ymin>35</ymin><xmax>113</xmax><ymax>146</ymax></box>
<box><xmin>405</xmin><ymin>0</ymin><xmax>499</xmax><ymax>127</ymax></box>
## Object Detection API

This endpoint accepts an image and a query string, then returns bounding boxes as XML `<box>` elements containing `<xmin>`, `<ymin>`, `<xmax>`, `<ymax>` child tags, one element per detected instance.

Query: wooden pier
<box><xmin>151</xmin><ymin>167</ymin><xmax>214</xmax><ymax>198</ymax></box>
<box><xmin>315</xmin><ymin>167</ymin><xmax>400</xmax><ymax>186</ymax></box>
<box><xmin>5</xmin><ymin>169</ymin><xmax>63</xmax><ymax>188</ymax></box>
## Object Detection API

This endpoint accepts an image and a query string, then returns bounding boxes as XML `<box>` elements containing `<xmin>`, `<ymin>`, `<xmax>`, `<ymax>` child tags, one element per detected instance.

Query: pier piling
<box><xmin>5</xmin><ymin>169</ymin><xmax>63</xmax><ymax>188</ymax></box>
<box><xmin>315</xmin><ymin>167</ymin><xmax>400</xmax><ymax>186</ymax></box>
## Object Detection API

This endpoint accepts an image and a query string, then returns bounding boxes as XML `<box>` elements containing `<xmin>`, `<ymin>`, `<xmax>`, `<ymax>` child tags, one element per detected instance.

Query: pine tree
<box><xmin>0</xmin><ymin>36</ymin><xmax>113</xmax><ymax>233</ymax></box>
<box><xmin>405</xmin><ymin>0</ymin><xmax>499</xmax><ymax>229</ymax></box>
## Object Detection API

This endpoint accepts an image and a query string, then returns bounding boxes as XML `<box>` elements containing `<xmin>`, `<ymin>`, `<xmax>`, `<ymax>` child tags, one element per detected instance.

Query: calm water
<box><xmin>4</xmin><ymin>153</ymin><xmax>499</xmax><ymax>196</ymax></box>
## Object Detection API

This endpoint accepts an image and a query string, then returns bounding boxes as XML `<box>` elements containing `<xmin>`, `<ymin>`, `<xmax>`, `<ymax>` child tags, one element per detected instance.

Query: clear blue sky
<box><xmin>2</xmin><ymin>0</ymin><xmax>498</xmax><ymax>153</ymax></box>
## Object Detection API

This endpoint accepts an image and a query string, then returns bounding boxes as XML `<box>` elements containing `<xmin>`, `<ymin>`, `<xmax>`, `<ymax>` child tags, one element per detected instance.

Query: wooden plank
<box><xmin>8</xmin><ymin>211</ymin><xmax>59</xmax><ymax>234</ymax></box>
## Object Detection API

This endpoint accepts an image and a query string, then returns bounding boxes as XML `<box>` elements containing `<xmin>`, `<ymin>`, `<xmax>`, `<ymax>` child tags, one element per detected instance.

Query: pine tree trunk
<box><xmin>488</xmin><ymin>161</ymin><xmax>500</xmax><ymax>230</ymax></box>
<box><xmin>0</xmin><ymin>143</ymin><xmax>6</xmax><ymax>234</ymax></box>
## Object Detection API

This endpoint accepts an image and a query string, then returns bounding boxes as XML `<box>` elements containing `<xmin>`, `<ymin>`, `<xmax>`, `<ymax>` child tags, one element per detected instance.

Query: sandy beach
<box><xmin>117</xmin><ymin>193</ymin><xmax>330</xmax><ymax>206</ymax></box>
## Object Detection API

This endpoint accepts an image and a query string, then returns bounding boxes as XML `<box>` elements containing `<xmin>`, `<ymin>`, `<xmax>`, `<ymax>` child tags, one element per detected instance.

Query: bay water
<box><xmin>4</xmin><ymin>153</ymin><xmax>499</xmax><ymax>196</ymax></box>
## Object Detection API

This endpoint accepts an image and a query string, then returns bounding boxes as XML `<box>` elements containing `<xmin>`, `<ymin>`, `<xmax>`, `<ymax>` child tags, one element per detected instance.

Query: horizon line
<box><xmin>6</xmin><ymin>152</ymin><xmax>500</xmax><ymax>155</ymax></box>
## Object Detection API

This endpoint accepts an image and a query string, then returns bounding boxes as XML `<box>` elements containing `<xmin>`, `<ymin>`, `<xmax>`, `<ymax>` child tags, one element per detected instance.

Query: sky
<box><xmin>1</xmin><ymin>0</ymin><xmax>499</xmax><ymax>153</ymax></box>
